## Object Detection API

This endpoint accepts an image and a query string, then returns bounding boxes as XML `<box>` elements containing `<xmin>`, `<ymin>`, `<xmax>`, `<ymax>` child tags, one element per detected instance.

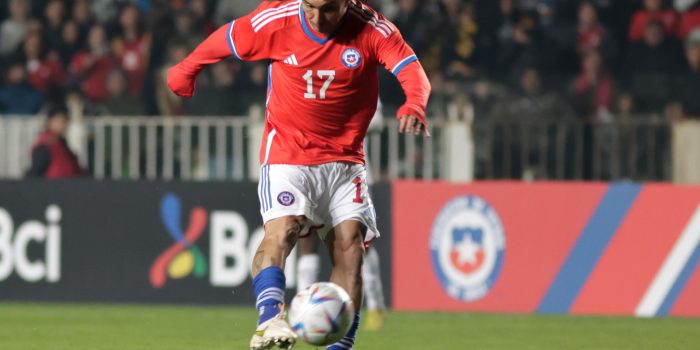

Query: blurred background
<box><xmin>3</xmin><ymin>0</ymin><xmax>700</xmax><ymax>183</ymax></box>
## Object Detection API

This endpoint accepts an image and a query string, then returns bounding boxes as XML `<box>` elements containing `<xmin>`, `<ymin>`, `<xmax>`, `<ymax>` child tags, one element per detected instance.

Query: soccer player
<box><xmin>167</xmin><ymin>0</ymin><xmax>430</xmax><ymax>349</ymax></box>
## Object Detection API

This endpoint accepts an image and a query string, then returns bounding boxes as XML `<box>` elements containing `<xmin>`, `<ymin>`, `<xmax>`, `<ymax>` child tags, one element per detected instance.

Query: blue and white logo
<box><xmin>341</xmin><ymin>48</ymin><xmax>362</xmax><ymax>69</ymax></box>
<box><xmin>277</xmin><ymin>191</ymin><xmax>295</xmax><ymax>206</ymax></box>
<box><xmin>430</xmin><ymin>195</ymin><xmax>505</xmax><ymax>302</ymax></box>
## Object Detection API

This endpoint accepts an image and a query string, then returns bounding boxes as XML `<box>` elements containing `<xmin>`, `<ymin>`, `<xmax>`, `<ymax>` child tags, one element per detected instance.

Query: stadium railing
<box><xmin>0</xmin><ymin>114</ymin><xmax>676</xmax><ymax>182</ymax></box>
<box><xmin>473</xmin><ymin>117</ymin><xmax>672</xmax><ymax>181</ymax></box>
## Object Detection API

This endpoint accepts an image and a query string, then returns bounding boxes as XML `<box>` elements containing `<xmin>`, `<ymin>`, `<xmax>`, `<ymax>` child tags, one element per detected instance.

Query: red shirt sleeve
<box><xmin>375</xmin><ymin>31</ymin><xmax>431</xmax><ymax>123</ymax></box>
<box><xmin>395</xmin><ymin>62</ymin><xmax>431</xmax><ymax>123</ymax></box>
<box><xmin>167</xmin><ymin>3</ymin><xmax>278</xmax><ymax>97</ymax></box>
<box><xmin>376</xmin><ymin>30</ymin><xmax>418</xmax><ymax>76</ymax></box>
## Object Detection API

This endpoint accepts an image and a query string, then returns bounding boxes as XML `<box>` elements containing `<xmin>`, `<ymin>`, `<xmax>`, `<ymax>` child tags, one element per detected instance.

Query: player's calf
<box><xmin>325</xmin><ymin>221</ymin><xmax>366</xmax><ymax>350</ymax></box>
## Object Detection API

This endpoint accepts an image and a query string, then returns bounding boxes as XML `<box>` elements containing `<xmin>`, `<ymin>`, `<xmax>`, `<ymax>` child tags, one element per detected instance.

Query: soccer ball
<box><xmin>288</xmin><ymin>282</ymin><xmax>355</xmax><ymax>346</ymax></box>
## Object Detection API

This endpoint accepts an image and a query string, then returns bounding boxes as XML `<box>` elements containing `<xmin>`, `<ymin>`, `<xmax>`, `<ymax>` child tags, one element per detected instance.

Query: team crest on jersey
<box><xmin>277</xmin><ymin>191</ymin><xmax>295</xmax><ymax>206</ymax></box>
<box><xmin>430</xmin><ymin>195</ymin><xmax>505</xmax><ymax>302</ymax></box>
<box><xmin>341</xmin><ymin>48</ymin><xmax>362</xmax><ymax>69</ymax></box>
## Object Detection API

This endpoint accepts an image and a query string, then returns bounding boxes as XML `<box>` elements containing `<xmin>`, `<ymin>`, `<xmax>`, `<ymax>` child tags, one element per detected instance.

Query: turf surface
<box><xmin>1</xmin><ymin>303</ymin><xmax>699</xmax><ymax>349</ymax></box>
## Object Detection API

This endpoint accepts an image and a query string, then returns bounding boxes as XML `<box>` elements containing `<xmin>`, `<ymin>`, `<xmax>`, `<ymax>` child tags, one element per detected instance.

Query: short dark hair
<box><xmin>47</xmin><ymin>106</ymin><xmax>68</xmax><ymax>120</ymax></box>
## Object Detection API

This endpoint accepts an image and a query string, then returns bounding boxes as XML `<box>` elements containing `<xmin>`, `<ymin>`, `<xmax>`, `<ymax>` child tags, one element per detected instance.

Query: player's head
<box><xmin>301</xmin><ymin>0</ymin><xmax>349</xmax><ymax>35</ymax></box>
<box><xmin>46</xmin><ymin>107</ymin><xmax>69</xmax><ymax>136</ymax></box>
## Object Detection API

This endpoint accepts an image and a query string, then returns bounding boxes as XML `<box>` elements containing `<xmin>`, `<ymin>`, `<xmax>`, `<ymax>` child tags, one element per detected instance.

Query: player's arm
<box><xmin>395</xmin><ymin>61</ymin><xmax>431</xmax><ymax>136</ymax></box>
<box><xmin>167</xmin><ymin>25</ymin><xmax>234</xmax><ymax>97</ymax></box>
<box><xmin>167</xmin><ymin>11</ymin><xmax>274</xmax><ymax>98</ymax></box>
<box><xmin>376</xmin><ymin>30</ymin><xmax>431</xmax><ymax>136</ymax></box>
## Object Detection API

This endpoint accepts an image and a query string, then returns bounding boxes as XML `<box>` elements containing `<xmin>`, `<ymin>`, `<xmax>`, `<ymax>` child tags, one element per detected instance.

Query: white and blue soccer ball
<box><xmin>288</xmin><ymin>282</ymin><xmax>355</xmax><ymax>346</ymax></box>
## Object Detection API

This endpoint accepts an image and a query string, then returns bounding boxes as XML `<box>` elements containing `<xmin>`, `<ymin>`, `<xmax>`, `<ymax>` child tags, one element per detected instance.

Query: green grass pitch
<box><xmin>1</xmin><ymin>303</ymin><xmax>699</xmax><ymax>349</ymax></box>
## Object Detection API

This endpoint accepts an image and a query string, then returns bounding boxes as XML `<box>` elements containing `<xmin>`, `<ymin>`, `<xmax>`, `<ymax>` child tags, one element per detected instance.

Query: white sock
<box><xmin>362</xmin><ymin>247</ymin><xmax>386</xmax><ymax>311</ymax></box>
<box><xmin>297</xmin><ymin>253</ymin><xmax>320</xmax><ymax>293</ymax></box>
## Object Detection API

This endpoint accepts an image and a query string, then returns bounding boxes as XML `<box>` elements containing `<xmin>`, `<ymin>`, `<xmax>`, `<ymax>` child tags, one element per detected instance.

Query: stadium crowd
<box><xmin>1</xmin><ymin>0</ymin><xmax>700</xmax><ymax>121</ymax></box>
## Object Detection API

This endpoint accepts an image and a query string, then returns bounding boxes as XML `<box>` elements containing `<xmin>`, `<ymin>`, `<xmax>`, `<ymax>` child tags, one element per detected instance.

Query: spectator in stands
<box><xmin>572</xmin><ymin>49</ymin><xmax>617</xmax><ymax>180</ymax></box>
<box><xmin>21</xmin><ymin>31</ymin><xmax>65</xmax><ymax>96</ymax></box>
<box><xmin>0</xmin><ymin>0</ymin><xmax>30</xmax><ymax>57</ymax></box>
<box><xmin>676</xmin><ymin>29</ymin><xmax>700</xmax><ymax>118</ymax></box>
<box><xmin>190</xmin><ymin>0</ymin><xmax>215</xmax><ymax>36</ymax></box>
<box><xmin>98</xmin><ymin>69</ymin><xmax>145</xmax><ymax>116</ymax></box>
<box><xmin>496</xmin><ymin>66</ymin><xmax>574</xmax><ymax>121</ymax></box>
<box><xmin>470</xmin><ymin>79</ymin><xmax>502</xmax><ymax>120</ymax></box>
<box><xmin>42</xmin><ymin>0</ymin><xmax>65</xmax><ymax>52</ymax></box>
<box><xmin>26</xmin><ymin>17</ymin><xmax>43</xmax><ymax>36</ymax></box>
<box><xmin>26</xmin><ymin>107</ymin><xmax>85</xmax><ymax>178</ymax></box>
<box><xmin>71</xmin><ymin>0</ymin><xmax>93</xmax><ymax>41</ymax></box>
<box><xmin>113</xmin><ymin>4</ymin><xmax>151</xmax><ymax>97</ymax></box>
<box><xmin>0</xmin><ymin>61</ymin><xmax>43</xmax><ymax>114</ymax></box>
<box><xmin>57</xmin><ymin>20</ymin><xmax>81</xmax><ymax>66</ymax></box>
<box><xmin>622</xmin><ymin>20</ymin><xmax>684</xmax><ymax>113</ymax></box>
<box><xmin>470</xmin><ymin>78</ymin><xmax>505</xmax><ymax>179</ymax></box>
<box><xmin>497</xmin><ymin>10</ymin><xmax>547</xmax><ymax>82</ymax></box>
<box><xmin>572</xmin><ymin>49</ymin><xmax>615</xmax><ymax>122</ymax></box>
<box><xmin>629</xmin><ymin>0</ymin><xmax>679</xmax><ymax>41</ymax></box>
<box><xmin>476</xmin><ymin>0</ymin><xmax>520</xmax><ymax>77</ymax></box>
<box><xmin>577</xmin><ymin>1</ymin><xmax>618</xmax><ymax>64</ymax></box>
<box><xmin>69</xmin><ymin>24</ymin><xmax>118</xmax><ymax>103</ymax></box>
<box><xmin>678</xmin><ymin>2</ymin><xmax>700</xmax><ymax>39</ymax></box>
<box><xmin>173</xmin><ymin>9</ymin><xmax>204</xmax><ymax>49</ymax></box>
<box><xmin>492</xmin><ymin>0</ymin><xmax>519</xmax><ymax>44</ymax></box>
<box><xmin>493</xmin><ymin>67</ymin><xmax>574</xmax><ymax>179</ymax></box>
<box><xmin>440</xmin><ymin>1</ymin><xmax>480</xmax><ymax>81</ymax></box>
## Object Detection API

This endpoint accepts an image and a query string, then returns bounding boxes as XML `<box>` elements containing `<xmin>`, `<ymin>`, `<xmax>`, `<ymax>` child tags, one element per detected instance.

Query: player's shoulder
<box><xmin>346</xmin><ymin>0</ymin><xmax>398</xmax><ymax>39</ymax></box>
<box><xmin>246</xmin><ymin>0</ymin><xmax>301</xmax><ymax>34</ymax></box>
<box><xmin>253</xmin><ymin>0</ymin><xmax>300</xmax><ymax>12</ymax></box>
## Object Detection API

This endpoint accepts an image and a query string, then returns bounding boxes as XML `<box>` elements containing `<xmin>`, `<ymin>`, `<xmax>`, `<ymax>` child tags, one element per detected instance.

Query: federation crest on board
<box><xmin>341</xmin><ymin>48</ymin><xmax>362</xmax><ymax>69</ymax></box>
<box><xmin>429</xmin><ymin>195</ymin><xmax>506</xmax><ymax>302</ymax></box>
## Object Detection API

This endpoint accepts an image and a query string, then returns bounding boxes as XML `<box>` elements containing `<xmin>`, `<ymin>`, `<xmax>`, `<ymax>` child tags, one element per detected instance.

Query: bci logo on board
<box><xmin>149</xmin><ymin>193</ymin><xmax>296</xmax><ymax>289</ymax></box>
<box><xmin>0</xmin><ymin>205</ymin><xmax>61</xmax><ymax>283</ymax></box>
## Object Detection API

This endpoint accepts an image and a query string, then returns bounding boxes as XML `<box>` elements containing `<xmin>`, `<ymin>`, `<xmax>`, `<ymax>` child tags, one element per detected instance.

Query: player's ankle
<box><xmin>253</xmin><ymin>267</ymin><xmax>286</xmax><ymax>325</ymax></box>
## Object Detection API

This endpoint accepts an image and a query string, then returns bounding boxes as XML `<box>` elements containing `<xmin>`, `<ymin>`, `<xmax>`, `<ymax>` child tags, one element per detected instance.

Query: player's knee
<box><xmin>338</xmin><ymin>231</ymin><xmax>365</xmax><ymax>277</ymax></box>
<box><xmin>266</xmin><ymin>215</ymin><xmax>308</xmax><ymax>247</ymax></box>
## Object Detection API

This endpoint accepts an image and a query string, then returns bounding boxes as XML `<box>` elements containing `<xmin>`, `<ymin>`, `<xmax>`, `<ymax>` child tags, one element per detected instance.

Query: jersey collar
<box><xmin>298</xmin><ymin>3</ymin><xmax>346</xmax><ymax>45</ymax></box>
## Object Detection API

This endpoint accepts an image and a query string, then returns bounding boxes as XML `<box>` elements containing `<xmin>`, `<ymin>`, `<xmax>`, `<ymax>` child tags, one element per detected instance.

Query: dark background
<box><xmin>0</xmin><ymin>180</ymin><xmax>393</xmax><ymax>306</ymax></box>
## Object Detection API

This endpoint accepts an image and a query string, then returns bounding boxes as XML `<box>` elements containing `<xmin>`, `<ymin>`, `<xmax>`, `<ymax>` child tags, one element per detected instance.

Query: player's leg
<box><xmin>317</xmin><ymin>162</ymin><xmax>379</xmax><ymax>350</ymax></box>
<box><xmin>296</xmin><ymin>233</ymin><xmax>320</xmax><ymax>293</ymax></box>
<box><xmin>362</xmin><ymin>246</ymin><xmax>386</xmax><ymax>331</ymax></box>
<box><xmin>251</xmin><ymin>164</ymin><xmax>321</xmax><ymax>350</ymax></box>
<box><xmin>324</xmin><ymin>221</ymin><xmax>365</xmax><ymax>350</ymax></box>
<box><xmin>250</xmin><ymin>215</ymin><xmax>306</xmax><ymax>350</ymax></box>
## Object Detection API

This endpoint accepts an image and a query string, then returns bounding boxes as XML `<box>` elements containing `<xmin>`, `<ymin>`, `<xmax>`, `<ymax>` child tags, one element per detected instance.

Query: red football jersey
<box><xmin>227</xmin><ymin>0</ymin><xmax>419</xmax><ymax>165</ymax></box>
<box><xmin>168</xmin><ymin>0</ymin><xmax>429</xmax><ymax>166</ymax></box>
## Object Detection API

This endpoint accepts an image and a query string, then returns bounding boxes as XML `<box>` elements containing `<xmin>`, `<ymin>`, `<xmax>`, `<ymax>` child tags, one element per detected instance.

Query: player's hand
<box><xmin>167</xmin><ymin>64</ymin><xmax>196</xmax><ymax>98</ymax></box>
<box><xmin>398</xmin><ymin>115</ymin><xmax>431</xmax><ymax>137</ymax></box>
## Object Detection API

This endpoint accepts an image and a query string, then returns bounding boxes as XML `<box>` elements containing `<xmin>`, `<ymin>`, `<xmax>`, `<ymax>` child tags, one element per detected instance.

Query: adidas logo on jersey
<box><xmin>283</xmin><ymin>54</ymin><xmax>299</xmax><ymax>66</ymax></box>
